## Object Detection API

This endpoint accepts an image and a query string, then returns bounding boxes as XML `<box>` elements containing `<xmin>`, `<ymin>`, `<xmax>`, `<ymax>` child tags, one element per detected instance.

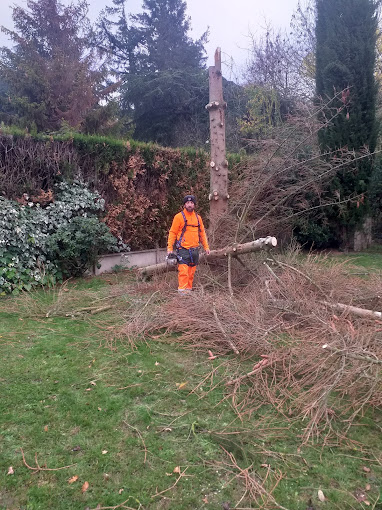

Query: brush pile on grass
<box><xmin>4</xmin><ymin>248</ymin><xmax>381</xmax><ymax>443</ymax></box>
<box><xmin>122</xmin><ymin>250</ymin><xmax>382</xmax><ymax>443</ymax></box>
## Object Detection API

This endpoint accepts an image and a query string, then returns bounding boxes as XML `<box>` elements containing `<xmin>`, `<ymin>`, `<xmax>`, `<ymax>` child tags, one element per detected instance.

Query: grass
<box><xmin>1</xmin><ymin>270</ymin><xmax>382</xmax><ymax>510</ymax></box>
<box><xmin>327</xmin><ymin>244</ymin><xmax>382</xmax><ymax>272</ymax></box>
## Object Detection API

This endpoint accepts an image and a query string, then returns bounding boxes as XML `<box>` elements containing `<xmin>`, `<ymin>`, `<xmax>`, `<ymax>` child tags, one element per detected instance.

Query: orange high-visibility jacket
<box><xmin>167</xmin><ymin>209</ymin><xmax>210</xmax><ymax>252</ymax></box>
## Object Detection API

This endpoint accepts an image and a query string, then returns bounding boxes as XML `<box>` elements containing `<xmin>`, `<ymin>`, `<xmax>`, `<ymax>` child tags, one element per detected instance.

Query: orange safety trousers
<box><xmin>178</xmin><ymin>264</ymin><xmax>197</xmax><ymax>290</ymax></box>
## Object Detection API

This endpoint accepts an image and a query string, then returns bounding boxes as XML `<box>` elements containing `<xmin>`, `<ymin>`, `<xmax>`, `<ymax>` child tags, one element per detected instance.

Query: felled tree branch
<box><xmin>321</xmin><ymin>301</ymin><xmax>382</xmax><ymax>320</ymax></box>
<box><xmin>322</xmin><ymin>344</ymin><xmax>382</xmax><ymax>365</ymax></box>
<box><xmin>137</xmin><ymin>237</ymin><xmax>277</xmax><ymax>278</ymax></box>
<box><xmin>212</xmin><ymin>303</ymin><xmax>239</xmax><ymax>354</ymax></box>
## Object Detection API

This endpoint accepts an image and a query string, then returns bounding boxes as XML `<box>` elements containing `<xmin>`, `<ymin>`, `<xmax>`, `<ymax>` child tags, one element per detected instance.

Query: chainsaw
<box><xmin>165</xmin><ymin>252</ymin><xmax>178</xmax><ymax>267</ymax></box>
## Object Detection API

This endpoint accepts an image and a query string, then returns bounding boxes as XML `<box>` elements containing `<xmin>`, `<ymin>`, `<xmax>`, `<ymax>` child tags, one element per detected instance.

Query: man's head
<box><xmin>183</xmin><ymin>194</ymin><xmax>196</xmax><ymax>212</ymax></box>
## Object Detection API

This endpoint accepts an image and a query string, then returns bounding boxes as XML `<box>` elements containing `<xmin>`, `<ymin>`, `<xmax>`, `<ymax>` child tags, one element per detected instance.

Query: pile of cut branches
<box><xmin>122</xmin><ymin>251</ymin><xmax>382</xmax><ymax>443</ymax></box>
<box><xmin>5</xmin><ymin>249</ymin><xmax>381</xmax><ymax>443</ymax></box>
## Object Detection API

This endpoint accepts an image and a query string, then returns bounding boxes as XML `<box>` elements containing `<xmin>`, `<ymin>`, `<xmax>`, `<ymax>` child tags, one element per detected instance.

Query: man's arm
<box><xmin>167</xmin><ymin>214</ymin><xmax>181</xmax><ymax>253</ymax></box>
<box><xmin>199</xmin><ymin>216</ymin><xmax>210</xmax><ymax>255</ymax></box>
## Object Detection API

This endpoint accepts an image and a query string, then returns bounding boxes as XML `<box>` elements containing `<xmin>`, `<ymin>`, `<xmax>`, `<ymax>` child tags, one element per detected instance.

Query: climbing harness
<box><xmin>175</xmin><ymin>210</ymin><xmax>201</xmax><ymax>267</ymax></box>
<box><xmin>175</xmin><ymin>210</ymin><xmax>201</xmax><ymax>249</ymax></box>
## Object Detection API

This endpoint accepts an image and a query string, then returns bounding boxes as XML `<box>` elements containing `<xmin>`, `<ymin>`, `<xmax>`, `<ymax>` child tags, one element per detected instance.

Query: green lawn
<box><xmin>1</xmin><ymin>273</ymin><xmax>382</xmax><ymax>510</ymax></box>
<box><xmin>328</xmin><ymin>244</ymin><xmax>382</xmax><ymax>272</ymax></box>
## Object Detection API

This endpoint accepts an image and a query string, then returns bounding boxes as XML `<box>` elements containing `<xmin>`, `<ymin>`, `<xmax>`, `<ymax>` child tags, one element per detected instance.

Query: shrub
<box><xmin>0</xmin><ymin>182</ymin><xmax>125</xmax><ymax>294</ymax></box>
<box><xmin>46</xmin><ymin>216</ymin><xmax>123</xmax><ymax>277</ymax></box>
<box><xmin>293</xmin><ymin>219</ymin><xmax>336</xmax><ymax>249</ymax></box>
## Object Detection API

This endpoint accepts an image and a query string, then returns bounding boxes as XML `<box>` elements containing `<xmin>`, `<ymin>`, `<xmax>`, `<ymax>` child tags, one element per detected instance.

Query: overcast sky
<box><xmin>0</xmin><ymin>0</ymin><xmax>299</xmax><ymax>79</ymax></box>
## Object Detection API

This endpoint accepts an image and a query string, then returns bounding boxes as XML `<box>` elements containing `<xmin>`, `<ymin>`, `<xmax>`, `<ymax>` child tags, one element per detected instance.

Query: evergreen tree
<box><xmin>132</xmin><ymin>0</ymin><xmax>206</xmax><ymax>72</ymax></box>
<box><xmin>0</xmin><ymin>0</ymin><xmax>106</xmax><ymax>131</ymax></box>
<box><xmin>0</xmin><ymin>73</ymin><xmax>13</xmax><ymax>124</ymax></box>
<box><xmin>97</xmin><ymin>0</ymin><xmax>209</xmax><ymax>146</ymax></box>
<box><xmin>315</xmin><ymin>0</ymin><xmax>379</xmax><ymax>246</ymax></box>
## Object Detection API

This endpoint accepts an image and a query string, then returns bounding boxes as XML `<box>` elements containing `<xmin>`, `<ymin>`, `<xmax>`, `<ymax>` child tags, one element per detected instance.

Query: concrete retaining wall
<box><xmin>95</xmin><ymin>248</ymin><xmax>167</xmax><ymax>275</ymax></box>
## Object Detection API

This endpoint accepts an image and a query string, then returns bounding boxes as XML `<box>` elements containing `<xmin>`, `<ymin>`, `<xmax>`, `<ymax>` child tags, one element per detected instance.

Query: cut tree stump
<box><xmin>207</xmin><ymin>47</ymin><xmax>228</xmax><ymax>229</ymax></box>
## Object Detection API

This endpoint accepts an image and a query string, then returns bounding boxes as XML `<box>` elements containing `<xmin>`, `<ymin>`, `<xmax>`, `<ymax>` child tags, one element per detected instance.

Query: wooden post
<box><xmin>206</xmin><ymin>48</ymin><xmax>228</xmax><ymax>229</ymax></box>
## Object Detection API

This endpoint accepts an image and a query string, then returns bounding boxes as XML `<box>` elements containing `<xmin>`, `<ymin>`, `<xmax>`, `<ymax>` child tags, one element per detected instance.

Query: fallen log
<box><xmin>321</xmin><ymin>301</ymin><xmax>382</xmax><ymax>320</ymax></box>
<box><xmin>137</xmin><ymin>236</ymin><xmax>278</xmax><ymax>278</ymax></box>
<box><xmin>272</xmin><ymin>298</ymin><xmax>382</xmax><ymax>322</ymax></box>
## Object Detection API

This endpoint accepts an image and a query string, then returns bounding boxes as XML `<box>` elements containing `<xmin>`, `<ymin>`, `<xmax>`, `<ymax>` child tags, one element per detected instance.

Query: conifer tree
<box><xmin>98</xmin><ymin>0</ymin><xmax>209</xmax><ymax>146</ymax></box>
<box><xmin>315</xmin><ymin>0</ymin><xmax>379</xmax><ymax>246</ymax></box>
<box><xmin>0</xmin><ymin>0</ymin><xmax>106</xmax><ymax>131</ymax></box>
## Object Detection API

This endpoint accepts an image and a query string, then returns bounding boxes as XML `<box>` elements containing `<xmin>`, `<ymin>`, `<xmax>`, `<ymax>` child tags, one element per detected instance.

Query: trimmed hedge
<box><xmin>0</xmin><ymin>127</ymin><xmax>241</xmax><ymax>250</ymax></box>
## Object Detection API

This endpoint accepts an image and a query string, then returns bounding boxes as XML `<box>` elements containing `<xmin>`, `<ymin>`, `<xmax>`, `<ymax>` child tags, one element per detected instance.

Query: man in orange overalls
<box><xmin>167</xmin><ymin>195</ymin><xmax>210</xmax><ymax>292</ymax></box>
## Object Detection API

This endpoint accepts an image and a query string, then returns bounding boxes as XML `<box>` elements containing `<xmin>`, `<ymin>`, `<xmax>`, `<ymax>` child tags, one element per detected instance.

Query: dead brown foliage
<box><xmin>6</xmin><ymin>249</ymin><xmax>381</xmax><ymax>444</ymax></box>
<box><xmin>122</xmin><ymin>251</ymin><xmax>382</xmax><ymax>443</ymax></box>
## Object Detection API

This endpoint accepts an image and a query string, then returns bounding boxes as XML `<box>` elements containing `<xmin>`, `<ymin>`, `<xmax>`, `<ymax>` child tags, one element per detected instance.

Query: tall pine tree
<box><xmin>315</xmin><ymin>0</ymin><xmax>379</xmax><ymax>247</ymax></box>
<box><xmin>97</xmin><ymin>0</ymin><xmax>209</xmax><ymax>146</ymax></box>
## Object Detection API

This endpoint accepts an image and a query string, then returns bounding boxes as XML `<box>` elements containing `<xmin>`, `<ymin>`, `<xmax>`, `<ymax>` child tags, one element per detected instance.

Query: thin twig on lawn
<box><xmin>123</xmin><ymin>422</ymin><xmax>148</xmax><ymax>464</ymax></box>
<box><xmin>212</xmin><ymin>303</ymin><xmax>239</xmax><ymax>355</ymax></box>
<box><xmin>117</xmin><ymin>383</ymin><xmax>143</xmax><ymax>390</ymax></box>
<box><xmin>20</xmin><ymin>448</ymin><xmax>76</xmax><ymax>472</ymax></box>
<box><xmin>90</xmin><ymin>497</ymin><xmax>143</xmax><ymax>509</ymax></box>
<box><xmin>219</xmin><ymin>447</ymin><xmax>289</xmax><ymax>510</ymax></box>
<box><xmin>151</xmin><ymin>467</ymin><xmax>189</xmax><ymax>498</ymax></box>
<box><xmin>65</xmin><ymin>305</ymin><xmax>113</xmax><ymax>317</ymax></box>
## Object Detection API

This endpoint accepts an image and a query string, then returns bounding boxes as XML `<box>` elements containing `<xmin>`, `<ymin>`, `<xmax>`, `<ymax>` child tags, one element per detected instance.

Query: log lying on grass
<box><xmin>137</xmin><ymin>236</ymin><xmax>278</xmax><ymax>278</ymax></box>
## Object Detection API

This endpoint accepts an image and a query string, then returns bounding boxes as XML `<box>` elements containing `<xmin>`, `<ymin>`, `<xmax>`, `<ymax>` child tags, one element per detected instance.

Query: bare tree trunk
<box><xmin>206</xmin><ymin>48</ymin><xmax>228</xmax><ymax>229</ymax></box>
<box><xmin>137</xmin><ymin>237</ymin><xmax>277</xmax><ymax>278</ymax></box>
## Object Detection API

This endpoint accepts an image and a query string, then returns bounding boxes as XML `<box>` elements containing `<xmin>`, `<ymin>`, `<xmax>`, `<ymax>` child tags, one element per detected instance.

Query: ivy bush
<box><xmin>47</xmin><ymin>216</ymin><xmax>124</xmax><ymax>277</ymax></box>
<box><xmin>0</xmin><ymin>182</ymin><xmax>125</xmax><ymax>295</ymax></box>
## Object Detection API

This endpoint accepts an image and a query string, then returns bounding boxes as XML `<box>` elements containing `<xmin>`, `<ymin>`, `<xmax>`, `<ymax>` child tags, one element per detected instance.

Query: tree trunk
<box><xmin>137</xmin><ymin>237</ymin><xmax>277</xmax><ymax>278</ymax></box>
<box><xmin>206</xmin><ymin>48</ymin><xmax>228</xmax><ymax>229</ymax></box>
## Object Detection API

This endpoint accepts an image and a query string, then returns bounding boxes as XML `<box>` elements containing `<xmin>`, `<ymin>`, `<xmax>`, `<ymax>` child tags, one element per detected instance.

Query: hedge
<box><xmin>0</xmin><ymin>127</ymin><xmax>241</xmax><ymax>250</ymax></box>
